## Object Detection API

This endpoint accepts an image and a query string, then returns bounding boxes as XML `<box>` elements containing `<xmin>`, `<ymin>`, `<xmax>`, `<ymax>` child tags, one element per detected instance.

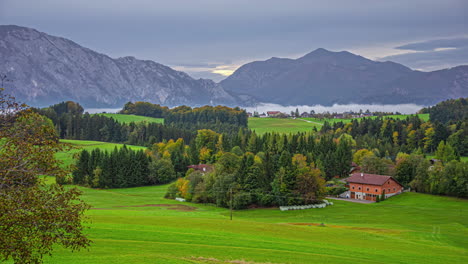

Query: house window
<box><xmin>388</xmin><ymin>188</ymin><xmax>390</xmax><ymax>192</ymax></box>
<box><xmin>366</xmin><ymin>188</ymin><xmax>369</xmax><ymax>191</ymax></box>
<box><xmin>393</xmin><ymin>188</ymin><xmax>396</xmax><ymax>191</ymax></box>
<box><xmin>358</xmin><ymin>187</ymin><xmax>361</xmax><ymax>190</ymax></box>
<box><xmin>375</xmin><ymin>189</ymin><xmax>378</xmax><ymax>192</ymax></box>
<box><xmin>352</xmin><ymin>186</ymin><xmax>355</xmax><ymax>190</ymax></box>
<box><xmin>388</xmin><ymin>182</ymin><xmax>390</xmax><ymax>184</ymax></box>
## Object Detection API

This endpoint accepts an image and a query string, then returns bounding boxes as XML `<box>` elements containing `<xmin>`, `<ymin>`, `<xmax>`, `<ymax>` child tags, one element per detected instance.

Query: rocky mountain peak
<box><xmin>0</xmin><ymin>25</ymin><xmax>251</xmax><ymax>108</ymax></box>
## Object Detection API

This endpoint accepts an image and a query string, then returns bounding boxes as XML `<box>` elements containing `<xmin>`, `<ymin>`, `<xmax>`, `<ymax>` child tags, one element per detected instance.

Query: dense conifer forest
<box><xmin>38</xmin><ymin>98</ymin><xmax>468</xmax><ymax>207</ymax></box>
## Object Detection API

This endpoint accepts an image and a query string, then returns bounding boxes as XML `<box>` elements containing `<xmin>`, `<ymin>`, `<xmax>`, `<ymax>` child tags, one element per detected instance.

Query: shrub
<box><xmin>233</xmin><ymin>192</ymin><xmax>252</xmax><ymax>209</ymax></box>
<box><xmin>165</xmin><ymin>183</ymin><xmax>178</xmax><ymax>199</ymax></box>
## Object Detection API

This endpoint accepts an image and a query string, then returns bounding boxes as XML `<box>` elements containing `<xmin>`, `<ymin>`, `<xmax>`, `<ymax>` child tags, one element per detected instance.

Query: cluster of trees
<box><xmin>163</xmin><ymin>129</ymin><xmax>353</xmax><ymax>209</ymax></box>
<box><xmin>183</xmin><ymin>129</ymin><xmax>353</xmax><ymax>180</ymax></box>
<box><xmin>35</xmin><ymin>101</ymin><xmax>196</xmax><ymax>146</ymax></box>
<box><xmin>71</xmin><ymin>138</ymin><xmax>194</xmax><ymax>189</ymax></box>
<box><xmin>120</xmin><ymin>101</ymin><xmax>249</xmax><ymax>134</ymax></box>
<box><xmin>351</xmin><ymin>141</ymin><xmax>467</xmax><ymax>197</ymax></box>
<box><xmin>166</xmin><ymin>152</ymin><xmax>326</xmax><ymax>209</ymax></box>
<box><xmin>72</xmin><ymin>147</ymin><xmax>152</xmax><ymax>188</ymax></box>
<box><xmin>164</xmin><ymin>105</ymin><xmax>248</xmax><ymax>133</ymax></box>
<box><xmin>120</xmin><ymin>101</ymin><xmax>168</xmax><ymax>118</ymax></box>
<box><xmin>421</xmin><ymin>97</ymin><xmax>467</xmax><ymax>124</ymax></box>
<box><xmin>321</xmin><ymin>114</ymin><xmax>467</xmax><ymax>157</ymax></box>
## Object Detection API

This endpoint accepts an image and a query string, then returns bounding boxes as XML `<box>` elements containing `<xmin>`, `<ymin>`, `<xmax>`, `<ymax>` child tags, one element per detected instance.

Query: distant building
<box><xmin>267</xmin><ymin>111</ymin><xmax>281</xmax><ymax>117</ymax></box>
<box><xmin>346</xmin><ymin>173</ymin><xmax>404</xmax><ymax>201</ymax></box>
<box><xmin>187</xmin><ymin>164</ymin><xmax>213</xmax><ymax>173</ymax></box>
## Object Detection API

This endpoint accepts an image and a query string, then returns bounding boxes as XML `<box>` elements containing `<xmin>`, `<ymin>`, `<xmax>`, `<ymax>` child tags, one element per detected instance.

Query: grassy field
<box><xmin>248</xmin><ymin>114</ymin><xmax>430</xmax><ymax>135</ymax></box>
<box><xmin>36</xmin><ymin>185</ymin><xmax>468</xmax><ymax>264</ymax></box>
<box><xmin>95</xmin><ymin>113</ymin><xmax>164</xmax><ymax>124</ymax></box>
<box><xmin>34</xmin><ymin>140</ymin><xmax>467</xmax><ymax>263</ymax></box>
<box><xmin>248</xmin><ymin>117</ymin><xmax>320</xmax><ymax>134</ymax></box>
<box><xmin>302</xmin><ymin>113</ymin><xmax>430</xmax><ymax>125</ymax></box>
<box><xmin>57</xmin><ymin>139</ymin><xmax>147</xmax><ymax>167</ymax></box>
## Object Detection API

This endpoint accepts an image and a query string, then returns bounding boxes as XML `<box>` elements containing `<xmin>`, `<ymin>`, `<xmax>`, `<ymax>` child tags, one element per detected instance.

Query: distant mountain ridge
<box><xmin>220</xmin><ymin>48</ymin><xmax>468</xmax><ymax>105</ymax></box>
<box><xmin>1</xmin><ymin>25</ymin><xmax>467</xmax><ymax>108</ymax></box>
<box><xmin>0</xmin><ymin>25</ymin><xmax>252</xmax><ymax>107</ymax></box>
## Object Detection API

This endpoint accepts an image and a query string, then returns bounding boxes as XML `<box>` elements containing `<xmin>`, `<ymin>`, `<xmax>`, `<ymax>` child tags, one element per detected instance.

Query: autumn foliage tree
<box><xmin>0</xmin><ymin>88</ymin><xmax>91</xmax><ymax>264</ymax></box>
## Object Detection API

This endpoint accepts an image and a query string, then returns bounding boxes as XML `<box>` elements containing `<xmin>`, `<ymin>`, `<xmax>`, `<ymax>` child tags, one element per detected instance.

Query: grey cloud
<box><xmin>380</xmin><ymin>46</ymin><xmax>468</xmax><ymax>71</ymax></box>
<box><xmin>1</xmin><ymin>0</ymin><xmax>467</xmax><ymax>79</ymax></box>
<box><xmin>182</xmin><ymin>71</ymin><xmax>227</xmax><ymax>82</ymax></box>
<box><xmin>170</xmin><ymin>63</ymin><xmax>225</xmax><ymax>69</ymax></box>
<box><xmin>396</xmin><ymin>37</ymin><xmax>468</xmax><ymax>51</ymax></box>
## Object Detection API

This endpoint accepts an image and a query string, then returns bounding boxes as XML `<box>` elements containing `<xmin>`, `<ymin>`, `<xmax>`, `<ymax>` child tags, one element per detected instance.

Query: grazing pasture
<box><xmin>302</xmin><ymin>113</ymin><xmax>430</xmax><ymax>125</ymax></box>
<box><xmin>37</xmin><ymin>185</ymin><xmax>468</xmax><ymax>264</ymax></box>
<box><xmin>94</xmin><ymin>113</ymin><xmax>164</xmax><ymax>124</ymax></box>
<box><xmin>56</xmin><ymin>139</ymin><xmax>147</xmax><ymax>167</ymax></box>
<box><xmin>41</xmin><ymin>143</ymin><xmax>468</xmax><ymax>264</ymax></box>
<box><xmin>248</xmin><ymin>114</ymin><xmax>430</xmax><ymax>135</ymax></box>
<box><xmin>248</xmin><ymin>117</ymin><xmax>320</xmax><ymax>134</ymax></box>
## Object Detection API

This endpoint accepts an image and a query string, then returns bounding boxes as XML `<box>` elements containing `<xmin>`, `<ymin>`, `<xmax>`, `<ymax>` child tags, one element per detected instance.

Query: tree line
<box><xmin>120</xmin><ymin>101</ymin><xmax>248</xmax><ymax>134</ymax></box>
<box><xmin>35</xmin><ymin>101</ymin><xmax>196</xmax><ymax>146</ymax></box>
<box><xmin>321</xmin><ymin>114</ymin><xmax>467</xmax><ymax>157</ymax></box>
<box><xmin>421</xmin><ymin>97</ymin><xmax>467</xmax><ymax>124</ymax></box>
<box><xmin>71</xmin><ymin>145</ymin><xmax>185</xmax><ymax>188</ymax></box>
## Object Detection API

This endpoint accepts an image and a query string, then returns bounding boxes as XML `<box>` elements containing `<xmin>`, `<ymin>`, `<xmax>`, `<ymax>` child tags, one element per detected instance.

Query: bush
<box><xmin>376</xmin><ymin>195</ymin><xmax>380</xmax><ymax>203</ymax></box>
<box><xmin>258</xmin><ymin>193</ymin><xmax>275</xmax><ymax>207</ymax></box>
<box><xmin>165</xmin><ymin>183</ymin><xmax>178</xmax><ymax>199</ymax></box>
<box><xmin>232</xmin><ymin>192</ymin><xmax>252</xmax><ymax>209</ymax></box>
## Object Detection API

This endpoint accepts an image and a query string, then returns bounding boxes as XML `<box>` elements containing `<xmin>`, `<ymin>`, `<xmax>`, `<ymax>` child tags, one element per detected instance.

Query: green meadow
<box><xmin>95</xmin><ymin>113</ymin><xmax>164</xmax><ymax>124</ymax></box>
<box><xmin>248</xmin><ymin>114</ymin><xmax>430</xmax><ymax>135</ymax></box>
<box><xmin>34</xmin><ymin>141</ymin><xmax>468</xmax><ymax>264</ymax></box>
<box><xmin>248</xmin><ymin>117</ymin><xmax>320</xmax><ymax>134</ymax></box>
<box><xmin>38</xmin><ymin>183</ymin><xmax>468</xmax><ymax>264</ymax></box>
<box><xmin>57</xmin><ymin>139</ymin><xmax>147</xmax><ymax>167</ymax></box>
<box><xmin>302</xmin><ymin>113</ymin><xmax>430</xmax><ymax>125</ymax></box>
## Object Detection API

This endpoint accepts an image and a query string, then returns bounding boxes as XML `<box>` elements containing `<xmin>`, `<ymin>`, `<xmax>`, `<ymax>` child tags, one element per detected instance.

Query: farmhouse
<box><xmin>346</xmin><ymin>173</ymin><xmax>404</xmax><ymax>201</ymax></box>
<box><xmin>267</xmin><ymin>111</ymin><xmax>281</xmax><ymax>117</ymax></box>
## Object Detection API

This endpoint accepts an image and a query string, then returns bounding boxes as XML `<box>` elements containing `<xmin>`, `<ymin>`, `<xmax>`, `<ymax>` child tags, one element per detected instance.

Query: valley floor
<box><xmin>34</xmin><ymin>181</ymin><xmax>467</xmax><ymax>264</ymax></box>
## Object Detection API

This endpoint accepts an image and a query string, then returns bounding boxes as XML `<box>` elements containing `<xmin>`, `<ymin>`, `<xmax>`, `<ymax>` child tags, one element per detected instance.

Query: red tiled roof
<box><xmin>346</xmin><ymin>173</ymin><xmax>400</xmax><ymax>186</ymax></box>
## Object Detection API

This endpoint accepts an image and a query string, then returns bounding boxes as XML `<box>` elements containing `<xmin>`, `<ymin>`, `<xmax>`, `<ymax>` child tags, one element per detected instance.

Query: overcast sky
<box><xmin>1</xmin><ymin>0</ymin><xmax>467</xmax><ymax>81</ymax></box>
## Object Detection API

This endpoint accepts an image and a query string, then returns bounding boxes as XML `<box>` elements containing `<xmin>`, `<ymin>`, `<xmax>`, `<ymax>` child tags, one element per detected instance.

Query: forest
<box><xmin>40</xmin><ymin>98</ymin><xmax>468</xmax><ymax>207</ymax></box>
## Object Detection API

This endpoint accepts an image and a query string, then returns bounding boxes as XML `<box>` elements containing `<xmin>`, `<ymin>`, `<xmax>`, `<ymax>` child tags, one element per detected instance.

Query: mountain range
<box><xmin>221</xmin><ymin>48</ymin><xmax>468</xmax><ymax>105</ymax></box>
<box><xmin>0</xmin><ymin>25</ymin><xmax>252</xmax><ymax>107</ymax></box>
<box><xmin>1</xmin><ymin>25</ymin><xmax>467</xmax><ymax>108</ymax></box>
